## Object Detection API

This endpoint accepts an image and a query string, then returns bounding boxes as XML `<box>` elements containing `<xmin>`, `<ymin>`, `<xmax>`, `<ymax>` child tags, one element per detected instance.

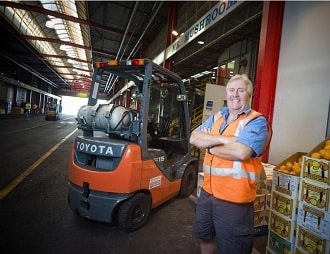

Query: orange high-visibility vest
<box><xmin>202</xmin><ymin>110</ymin><xmax>270</xmax><ymax>203</ymax></box>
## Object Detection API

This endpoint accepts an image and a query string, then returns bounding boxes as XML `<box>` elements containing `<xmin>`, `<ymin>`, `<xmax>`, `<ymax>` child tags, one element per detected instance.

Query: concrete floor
<box><xmin>0</xmin><ymin>114</ymin><xmax>268</xmax><ymax>254</ymax></box>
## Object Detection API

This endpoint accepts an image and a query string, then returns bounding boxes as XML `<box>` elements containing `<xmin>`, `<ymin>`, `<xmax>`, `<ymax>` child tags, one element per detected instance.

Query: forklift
<box><xmin>68</xmin><ymin>59</ymin><xmax>198</xmax><ymax>231</ymax></box>
<box><xmin>45</xmin><ymin>103</ymin><xmax>60</xmax><ymax>120</ymax></box>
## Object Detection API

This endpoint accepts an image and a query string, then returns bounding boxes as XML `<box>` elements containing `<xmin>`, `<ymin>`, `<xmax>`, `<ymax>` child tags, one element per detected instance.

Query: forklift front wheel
<box><xmin>117</xmin><ymin>192</ymin><xmax>151</xmax><ymax>231</ymax></box>
<box><xmin>179</xmin><ymin>164</ymin><xmax>198</xmax><ymax>197</ymax></box>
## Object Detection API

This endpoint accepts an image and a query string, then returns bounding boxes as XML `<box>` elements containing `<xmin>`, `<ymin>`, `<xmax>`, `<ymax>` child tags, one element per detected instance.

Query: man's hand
<box><xmin>190</xmin><ymin>129</ymin><xmax>236</xmax><ymax>149</ymax></box>
<box><xmin>209</xmin><ymin>141</ymin><xmax>254</xmax><ymax>161</ymax></box>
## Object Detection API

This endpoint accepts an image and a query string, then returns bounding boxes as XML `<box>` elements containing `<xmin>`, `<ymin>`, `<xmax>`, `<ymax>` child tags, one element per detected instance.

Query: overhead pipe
<box><xmin>127</xmin><ymin>2</ymin><xmax>164</xmax><ymax>59</ymax></box>
<box><xmin>0</xmin><ymin>5</ymin><xmax>73</xmax><ymax>88</ymax></box>
<box><xmin>0</xmin><ymin>52</ymin><xmax>60</xmax><ymax>89</ymax></box>
<box><xmin>116</xmin><ymin>2</ymin><xmax>139</xmax><ymax>60</ymax></box>
<box><xmin>0</xmin><ymin>1</ymin><xmax>138</xmax><ymax>37</ymax></box>
<box><xmin>104</xmin><ymin>2</ymin><xmax>139</xmax><ymax>93</ymax></box>
<box><xmin>105</xmin><ymin>2</ymin><xmax>164</xmax><ymax>96</ymax></box>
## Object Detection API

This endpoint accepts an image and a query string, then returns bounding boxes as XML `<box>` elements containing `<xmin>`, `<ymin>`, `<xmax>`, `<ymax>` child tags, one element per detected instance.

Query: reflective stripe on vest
<box><xmin>202</xmin><ymin>163</ymin><xmax>258</xmax><ymax>181</ymax></box>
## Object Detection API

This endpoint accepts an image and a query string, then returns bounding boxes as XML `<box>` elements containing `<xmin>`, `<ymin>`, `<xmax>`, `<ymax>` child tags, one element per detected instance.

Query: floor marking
<box><xmin>0</xmin><ymin>128</ymin><xmax>77</xmax><ymax>200</ymax></box>
<box><xmin>0</xmin><ymin>121</ymin><xmax>52</xmax><ymax>135</ymax></box>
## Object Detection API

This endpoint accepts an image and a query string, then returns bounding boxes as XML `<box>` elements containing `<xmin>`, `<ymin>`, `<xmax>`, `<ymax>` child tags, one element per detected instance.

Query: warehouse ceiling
<box><xmin>0</xmin><ymin>1</ymin><xmax>262</xmax><ymax>97</ymax></box>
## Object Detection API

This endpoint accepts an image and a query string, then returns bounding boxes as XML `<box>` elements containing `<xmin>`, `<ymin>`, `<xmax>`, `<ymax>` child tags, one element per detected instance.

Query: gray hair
<box><xmin>226</xmin><ymin>74</ymin><xmax>253</xmax><ymax>96</ymax></box>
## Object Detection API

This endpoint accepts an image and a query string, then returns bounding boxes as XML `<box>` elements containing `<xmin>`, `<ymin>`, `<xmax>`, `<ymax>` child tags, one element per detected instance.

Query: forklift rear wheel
<box><xmin>179</xmin><ymin>164</ymin><xmax>197</xmax><ymax>197</ymax></box>
<box><xmin>117</xmin><ymin>192</ymin><xmax>151</xmax><ymax>231</ymax></box>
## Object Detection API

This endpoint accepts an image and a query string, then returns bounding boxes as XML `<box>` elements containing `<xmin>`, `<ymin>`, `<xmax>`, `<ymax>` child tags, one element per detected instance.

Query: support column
<box><xmin>38</xmin><ymin>93</ymin><xmax>41</xmax><ymax>109</ymax></box>
<box><xmin>13</xmin><ymin>85</ymin><xmax>18</xmax><ymax>107</ymax></box>
<box><xmin>164</xmin><ymin>2</ymin><xmax>177</xmax><ymax>71</ymax></box>
<box><xmin>42</xmin><ymin>94</ymin><xmax>46</xmax><ymax>113</ymax></box>
<box><xmin>253</xmin><ymin>1</ymin><xmax>284</xmax><ymax>162</ymax></box>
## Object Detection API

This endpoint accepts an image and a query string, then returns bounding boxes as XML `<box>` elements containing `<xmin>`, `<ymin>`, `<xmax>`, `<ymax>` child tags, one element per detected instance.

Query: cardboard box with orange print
<box><xmin>271</xmin><ymin>190</ymin><xmax>299</xmax><ymax>221</ymax></box>
<box><xmin>267</xmin><ymin>229</ymin><xmax>295</xmax><ymax>254</ymax></box>
<box><xmin>298</xmin><ymin>178</ymin><xmax>330</xmax><ymax>213</ymax></box>
<box><xmin>254</xmin><ymin>209</ymin><xmax>269</xmax><ymax>227</ymax></box>
<box><xmin>302</xmin><ymin>156</ymin><xmax>330</xmax><ymax>186</ymax></box>
<box><xmin>254</xmin><ymin>194</ymin><xmax>266</xmax><ymax>211</ymax></box>
<box><xmin>297</xmin><ymin>202</ymin><xmax>330</xmax><ymax>240</ymax></box>
<box><xmin>256</xmin><ymin>178</ymin><xmax>272</xmax><ymax>195</ymax></box>
<box><xmin>265</xmin><ymin>193</ymin><xmax>272</xmax><ymax>210</ymax></box>
<box><xmin>272</xmin><ymin>169</ymin><xmax>300</xmax><ymax>199</ymax></box>
<box><xmin>272</xmin><ymin>152</ymin><xmax>307</xmax><ymax>199</ymax></box>
<box><xmin>301</xmin><ymin>139</ymin><xmax>330</xmax><ymax>186</ymax></box>
<box><xmin>295</xmin><ymin>225</ymin><xmax>330</xmax><ymax>254</ymax></box>
<box><xmin>269</xmin><ymin>210</ymin><xmax>296</xmax><ymax>242</ymax></box>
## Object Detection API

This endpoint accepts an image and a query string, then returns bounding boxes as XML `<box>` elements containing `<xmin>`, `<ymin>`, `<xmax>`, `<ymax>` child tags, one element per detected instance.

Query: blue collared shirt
<box><xmin>195</xmin><ymin>107</ymin><xmax>269</xmax><ymax>157</ymax></box>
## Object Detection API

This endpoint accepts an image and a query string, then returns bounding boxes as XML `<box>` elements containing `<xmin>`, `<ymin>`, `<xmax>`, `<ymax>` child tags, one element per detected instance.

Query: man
<box><xmin>24</xmin><ymin>101</ymin><xmax>31</xmax><ymax>117</ymax></box>
<box><xmin>32</xmin><ymin>103</ymin><xmax>38</xmax><ymax>116</ymax></box>
<box><xmin>190</xmin><ymin>74</ymin><xmax>271</xmax><ymax>254</ymax></box>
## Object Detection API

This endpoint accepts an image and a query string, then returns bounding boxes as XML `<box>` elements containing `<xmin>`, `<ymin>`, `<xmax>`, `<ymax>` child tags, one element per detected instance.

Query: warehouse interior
<box><xmin>0</xmin><ymin>1</ymin><xmax>262</xmax><ymax>97</ymax></box>
<box><xmin>0</xmin><ymin>1</ymin><xmax>329</xmax><ymax>254</ymax></box>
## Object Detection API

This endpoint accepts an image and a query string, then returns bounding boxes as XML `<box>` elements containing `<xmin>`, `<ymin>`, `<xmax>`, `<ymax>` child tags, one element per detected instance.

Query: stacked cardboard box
<box><xmin>266</xmin><ymin>152</ymin><xmax>306</xmax><ymax>254</ymax></box>
<box><xmin>267</xmin><ymin>139</ymin><xmax>330</xmax><ymax>254</ymax></box>
<box><xmin>295</xmin><ymin>139</ymin><xmax>330</xmax><ymax>254</ymax></box>
<box><xmin>11</xmin><ymin>107</ymin><xmax>23</xmax><ymax>115</ymax></box>
<box><xmin>254</xmin><ymin>163</ymin><xmax>274</xmax><ymax>236</ymax></box>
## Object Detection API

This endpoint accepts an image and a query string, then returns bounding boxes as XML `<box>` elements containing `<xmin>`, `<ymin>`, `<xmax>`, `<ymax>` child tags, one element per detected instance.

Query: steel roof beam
<box><xmin>0</xmin><ymin>1</ymin><xmax>138</xmax><ymax>37</ymax></box>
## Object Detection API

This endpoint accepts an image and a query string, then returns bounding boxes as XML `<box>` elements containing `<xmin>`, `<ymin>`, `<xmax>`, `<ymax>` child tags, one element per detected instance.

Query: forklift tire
<box><xmin>117</xmin><ymin>192</ymin><xmax>151</xmax><ymax>231</ymax></box>
<box><xmin>179</xmin><ymin>164</ymin><xmax>197</xmax><ymax>197</ymax></box>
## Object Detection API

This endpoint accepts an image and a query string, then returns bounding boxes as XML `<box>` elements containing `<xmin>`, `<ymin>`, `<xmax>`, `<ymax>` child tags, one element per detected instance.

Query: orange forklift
<box><xmin>68</xmin><ymin>59</ymin><xmax>198</xmax><ymax>231</ymax></box>
<box><xmin>45</xmin><ymin>103</ymin><xmax>60</xmax><ymax>120</ymax></box>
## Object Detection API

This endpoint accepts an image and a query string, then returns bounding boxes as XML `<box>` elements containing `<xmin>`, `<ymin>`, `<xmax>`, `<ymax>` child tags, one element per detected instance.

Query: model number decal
<box><xmin>149</xmin><ymin>176</ymin><xmax>162</xmax><ymax>189</ymax></box>
<box><xmin>153</xmin><ymin>156</ymin><xmax>165</xmax><ymax>162</ymax></box>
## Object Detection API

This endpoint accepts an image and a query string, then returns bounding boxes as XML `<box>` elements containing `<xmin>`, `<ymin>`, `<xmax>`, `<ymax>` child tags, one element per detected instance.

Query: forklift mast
<box><xmin>76</xmin><ymin>58</ymin><xmax>191</xmax><ymax>159</ymax></box>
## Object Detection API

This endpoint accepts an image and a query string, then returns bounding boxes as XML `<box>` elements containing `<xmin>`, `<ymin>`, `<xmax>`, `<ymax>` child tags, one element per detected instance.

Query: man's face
<box><xmin>226</xmin><ymin>79</ymin><xmax>250</xmax><ymax>112</ymax></box>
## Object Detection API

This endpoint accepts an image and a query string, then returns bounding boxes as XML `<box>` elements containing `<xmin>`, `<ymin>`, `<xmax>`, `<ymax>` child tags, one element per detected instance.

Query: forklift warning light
<box><xmin>108</xmin><ymin>60</ymin><xmax>118</xmax><ymax>66</ymax></box>
<box><xmin>127</xmin><ymin>59</ymin><xmax>145</xmax><ymax>66</ymax></box>
<box><xmin>93</xmin><ymin>62</ymin><xmax>107</xmax><ymax>68</ymax></box>
<box><xmin>94</xmin><ymin>59</ymin><xmax>145</xmax><ymax>68</ymax></box>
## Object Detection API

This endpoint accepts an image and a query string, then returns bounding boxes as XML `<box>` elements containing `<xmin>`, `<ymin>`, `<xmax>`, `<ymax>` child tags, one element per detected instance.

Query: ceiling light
<box><xmin>172</xmin><ymin>30</ymin><xmax>178</xmax><ymax>36</ymax></box>
<box><xmin>60</xmin><ymin>44</ymin><xmax>70</xmax><ymax>51</ymax></box>
<box><xmin>45</xmin><ymin>20</ymin><xmax>55</xmax><ymax>29</ymax></box>
<box><xmin>197</xmin><ymin>41</ymin><xmax>204</xmax><ymax>45</ymax></box>
<box><xmin>67</xmin><ymin>59</ymin><xmax>78</xmax><ymax>64</ymax></box>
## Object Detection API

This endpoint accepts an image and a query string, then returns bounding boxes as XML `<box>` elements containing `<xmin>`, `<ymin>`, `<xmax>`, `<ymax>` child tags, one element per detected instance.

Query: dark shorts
<box><xmin>192</xmin><ymin>189</ymin><xmax>254</xmax><ymax>254</ymax></box>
